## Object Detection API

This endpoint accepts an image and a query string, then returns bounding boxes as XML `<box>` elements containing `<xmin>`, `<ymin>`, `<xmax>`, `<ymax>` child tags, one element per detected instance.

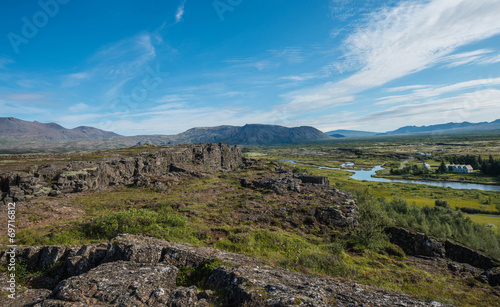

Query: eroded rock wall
<box><xmin>0</xmin><ymin>143</ymin><xmax>241</xmax><ymax>203</ymax></box>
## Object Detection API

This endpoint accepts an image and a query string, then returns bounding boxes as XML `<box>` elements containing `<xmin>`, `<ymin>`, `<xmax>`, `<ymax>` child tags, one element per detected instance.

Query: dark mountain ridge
<box><xmin>0</xmin><ymin>118</ymin><xmax>332</xmax><ymax>148</ymax></box>
<box><xmin>145</xmin><ymin>124</ymin><xmax>333</xmax><ymax>145</ymax></box>
<box><xmin>0</xmin><ymin>117</ymin><xmax>120</xmax><ymax>141</ymax></box>
<box><xmin>326</xmin><ymin>119</ymin><xmax>500</xmax><ymax>137</ymax></box>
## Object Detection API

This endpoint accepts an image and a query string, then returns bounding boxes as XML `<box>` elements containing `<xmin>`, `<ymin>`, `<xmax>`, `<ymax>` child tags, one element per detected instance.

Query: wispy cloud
<box><xmin>64</xmin><ymin>104</ymin><xmax>279</xmax><ymax>136</ymax></box>
<box><xmin>89</xmin><ymin>34</ymin><xmax>156</xmax><ymax>77</ymax></box>
<box><xmin>338</xmin><ymin>0</ymin><xmax>500</xmax><ymax>89</ymax></box>
<box><xmin>285</xmin><ymin>0</ymin><xmax>500</xmax><ymax>111</ymax></box>
<box><xmin>280</xmin><ymin>74</ymin><xmax>317</xmax><ymax>82</ymax></box>
<box><xmin>318</xmin><ymin>88</ymin><xmax>500</xmax><ymax>132</ymax></box>
<box><xmin>440</xmin><ymin>49</ymin><xmax>496</xmax><ymax>68</ymax></box>
<box><xmin>62</xmin><ymin>72</ymin><xmax>91</xmax><ymax>88</ymax></box>
<box><xmin>376</xmin><ymin>77</ymin><xmax>500</xmax><ymax>105</ymax></box>
<box><xmin>1</xmin><ymin>92</ymin><xmax>61</xmax><ymax>107</ymax></box>
<box><xmin>175</xmin><ymin>0</ymin><xmax>186</xmax><ymax>24</ymax></box>
<box><xmin>0</xmin><ymin>56</ymin><xmax>14</xmax><ymax>69</ymax></box>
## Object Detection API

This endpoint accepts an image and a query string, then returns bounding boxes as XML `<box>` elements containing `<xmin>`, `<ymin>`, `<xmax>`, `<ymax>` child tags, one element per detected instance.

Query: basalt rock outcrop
<box><xmin>0</xmin><ymin>143</ymin><xmax>241</xmax><ymax>204</ymax></box>
<box><xmin>386</xmin><ymin>227</ymin><xmax>500</xmax><ymax>286</ymax></box>
<box><xmin>0</xmin><ymin>234</ymin><xmax>449</xmax><ymax>307</ymax></box>
<box><xmin>242</xmin><ymin>172</ymin><xmax>359</xmax><ymax>230</ymax></box>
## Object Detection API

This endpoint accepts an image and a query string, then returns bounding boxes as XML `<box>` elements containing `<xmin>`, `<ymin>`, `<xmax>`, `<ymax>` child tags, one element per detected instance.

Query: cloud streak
<box><xmin>175</xmin><ymin>0</ymin><xmax>186</xmax><ymax>23</ymax></box>
<box><xmin>285</xmin><ymin>0</ymin><xmax>500</xmax><ymax>110</ymax></box>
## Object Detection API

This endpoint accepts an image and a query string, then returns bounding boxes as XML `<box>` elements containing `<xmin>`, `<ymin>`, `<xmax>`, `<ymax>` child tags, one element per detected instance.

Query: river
<box><xmin>282</xmin><ymin>160</ymin><xmax>500</xmax><ymax>192</ymax></box>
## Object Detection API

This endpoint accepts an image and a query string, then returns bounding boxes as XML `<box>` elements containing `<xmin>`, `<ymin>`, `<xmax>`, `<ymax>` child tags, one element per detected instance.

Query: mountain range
<box><xmin>0</xmin><ymin>118</ymin><xmax>332</xmax><ymax>150</ymax></box>
<box><xmin>326</xmin><ymin>119</ymin><xmax>500</xmax><ymax>137</ymax></box>
<box><xmin>0</xmin><ymin>117</ymin><xmax>119</xmax><ymax>140</ymax></box>
<box><xmin>1</xmin><ymin>117</ymin><xmax>499</xmax><ymax>153</ymax></box>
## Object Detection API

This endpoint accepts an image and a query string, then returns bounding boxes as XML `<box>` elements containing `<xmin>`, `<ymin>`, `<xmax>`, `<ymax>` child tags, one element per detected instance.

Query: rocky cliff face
<box><xmin>0</xmin><ymin>143</ymin><xmax>241</xmax><ymax>204</ymax></box>
<box><xmin>0</xmin><ymin>234</ymin><xmax>448</xmax><ymax>307</ymax></box>
<box><xmin>386</xmin><ymin>227</ymin><xmax>500</xmax><ymax>286</ymax></box>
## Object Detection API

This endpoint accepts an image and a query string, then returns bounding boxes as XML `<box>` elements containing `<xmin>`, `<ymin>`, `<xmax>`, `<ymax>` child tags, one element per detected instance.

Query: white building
<box><xmin>445</xmin><ymin>164</ymin><xmax>473</xmax><ymax>173</ymax></box>
<box><xmin>422</xmin><ymin>162</ymin><xmax>431</xmax><ymax>170</ymax></box>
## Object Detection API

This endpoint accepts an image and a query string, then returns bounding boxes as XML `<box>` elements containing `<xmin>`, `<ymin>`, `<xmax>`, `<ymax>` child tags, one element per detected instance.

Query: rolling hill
<box><xmin>384</xmin><ymin>119</ymin><xmax>500</xmax><ymax>135</ymax></box>
<box><xmin>0</xmin><ymin>117</ymin><xmax>120</xmax><ymax>141</ymax></box>
<box><xmin>133</xmin><ymin>124</ymin><xmax>333</xmax><ymax>145</ymax></box>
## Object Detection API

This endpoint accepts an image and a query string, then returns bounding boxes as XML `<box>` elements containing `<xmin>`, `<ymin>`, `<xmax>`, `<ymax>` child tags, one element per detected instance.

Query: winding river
<box><xmin>282</xmin><ymin>160</ymin><xmax>500</xmax><ymax>192</ymax></box>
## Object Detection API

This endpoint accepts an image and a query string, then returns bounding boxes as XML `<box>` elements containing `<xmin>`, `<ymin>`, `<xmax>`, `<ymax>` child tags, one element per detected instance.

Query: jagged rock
<box><xmin>387</xmin><ymin>227</ymin><xmax>445</xmax><ymax>258</ymax></box>
<box><xmin>65</xmin><ymin>244</ymin><xmax>108</xmax><ymax>277</ymax></box>
<box><xmin>1</xmin><ymin>143</ymin><xmax>242</xmax><ymax>203</ymax></box>
<box><xmin>387</xmin><ymin>226</ymin><xmax>500</xmax><ymax>285</ymax></box>
<box><xmin>314</xmin><ymin>201</ymin><xmax>358</xmax><ymax>229</ymax></box>
<box><xmin>1</xmin><ymin>289</ymin><xmax>51</xmax><ymax>307</ymax></box>
<box><xmin>444</xmin><ymin>240</ymin><xmax>498</xmax><ymax>270</ymax></box>
<box><xmin>486</xmin><ymin>267</ymin><xmax>500</xmax><ymax>286</ymax></box>
<box><xmin>205</xmin><ymin>264</ymin><xmax>442</xmax><ymax>306</ymax></box>
<box><xmin>295</xmin><ymin>174</ymin><xmax>330</xmax><ymax>185</ymax></box>
<box><xmin>414</xmin><ymin>233</ymin><xmax>445</xmax><ymax>258</ymax></box>
<box><xmin>246</xmin><ymin>173</ymin><xmax>359</xmax><ymax>230</ymax></box>
<box><xmin>106</xmin><ymin>234</ymin><xmax>264</xmax><ymax>268</ymax></box>
<box><xmin>52</xmin><ymin>261</ymin><xmax>179</xmax><ymax>306</ymax></box>
<box><xmin>1</xmin><ymin>235</ymin><xmax>453</xmax><ymax>307</ymax></box>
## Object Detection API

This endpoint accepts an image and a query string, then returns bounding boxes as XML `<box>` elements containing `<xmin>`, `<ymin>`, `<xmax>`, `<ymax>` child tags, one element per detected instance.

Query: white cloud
<box><xmin>68</xmin><ymin>103</ymin><xmax>91</xmax><ymax>113</ymax></box>
<box><xmin>175</xmin><ymin>0</ymin><xmax>186</xmax><ymax>23</ymax></box>
<box><xmin>478</xmin><ymin>53</ymin><xmax>500</xmax><ymax>65</ymax></box>
<box><xmin>62</xmin><ymin>72</ymin><xmax>91</xmax><ymax>88</ymax></box>
<box><xmin>339</xmin><ymin>0</ymin><xmax>500</xmax><ymax>89</ymax></box>
<box><xmin>385</xmin><ymin>85</ymin><xmax>429</xmax><ymax>93</ymax></box>
<box><xmin>438</xmin><ymin>48</ymin><xmax>500</xmax><ymax>68</ymax></box>
<box><xmin>155</xmin><ymin>95</ymin><xmax>187</xmax><ymax>104</ymax></box>
<box><xmin>320</xmin><ymin>89</ymin><xmax>500</xmax><ymax>132</ymax></box>
<box><xmin>376</xmin><ymin>77</ymin><xmax>500</xmax><ymax>105</ymax></box>
<box><xmin>286</xmin><ymin>0</ymin><xmax>500</xmax><ymax>110</ymax></box>
<box><xmin>89</xmin><ymin>34</ymin><xmax>156</xmax><ymax>76</ymax></box>
<box><xmin>85</xmin><ymin>106</ymin><xmax>280</xmax><ymax>135</ymax></box>
<box><xmin>280</xmin><ymin>74</ymin><xmax>317</xmax><ymax>82</ymax></box>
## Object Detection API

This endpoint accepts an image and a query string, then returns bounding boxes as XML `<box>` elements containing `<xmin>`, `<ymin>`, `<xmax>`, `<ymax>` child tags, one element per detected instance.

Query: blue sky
<box><xmin>1</xmin><ymin>0</ymin><xmax>500</xmax><ymax>135</ymax></box>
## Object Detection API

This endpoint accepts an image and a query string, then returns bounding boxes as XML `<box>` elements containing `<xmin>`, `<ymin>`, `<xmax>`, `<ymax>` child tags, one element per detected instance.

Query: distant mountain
<box><xmin>384</xmin><ymin>120</ymin><xmax>500</xmax><ymax>135</ymax></box>
<box><xmin>137</xmin><ymin>124</ymin><xmax>333</xmax><ymax>145</ymax></box>
<box><xmin>0</xmin><ymin>117</ymin><xmax>120</xmax><ymax>141</ymax></box>
<box><xmin>326</xmin><ymin>130</ymin><xmax>378</xmax><ymax>137</ymax></box>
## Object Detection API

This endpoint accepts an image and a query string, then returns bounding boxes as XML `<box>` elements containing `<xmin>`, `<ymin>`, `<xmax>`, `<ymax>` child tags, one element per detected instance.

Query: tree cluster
<box><xmin>355</xmin><ymin>189</ymin><xmax>500</xmax><ymax>259</ymax></box>
<box><xmin>442</xmin><ymin>154</ymin><xmax>500</xmax><ymax>176</ymax></box>
<box><xmin>390</xmin><ymin>165</ymin><xmax>429</xmax><ymax>176</ymax></box>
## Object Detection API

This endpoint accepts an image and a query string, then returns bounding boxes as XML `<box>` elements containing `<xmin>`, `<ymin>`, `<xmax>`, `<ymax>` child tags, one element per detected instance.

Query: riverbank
<box><xmin>282</xmin><ymin>159</ymin><xmax>500</xmax><ymax>192</ymax></box>
<box><xmin>373</xmin><ymin>169</ymin><xmax>500</xmax><ymax>186</ymax></box>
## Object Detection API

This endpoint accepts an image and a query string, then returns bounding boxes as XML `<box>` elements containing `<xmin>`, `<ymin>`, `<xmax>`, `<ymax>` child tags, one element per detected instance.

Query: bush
<box><xmin>292</xmin><ymin>166</ymin><xmax>309</xmax><ymax>174</ymax></box>
<box><xmin>84</xmin><ymin>208</ymin><xmax>189</xmax><ymax>240</ymax></box>
<box><xmin>355</xmin><ymin>189</ymin><xmax>392</xmax><ymax>250</ymax></box>
<box><xmin>380</xmin><ymin>197</ymin><xmax>500</xmax><ymax>259</ymax></box>
<box><xmin>458</xmin><ymin>207</ymin><xmax>500</xmax><ymax>215</ymax></box>
<box><xmin>434</xmin><ymin>199</ymin><xmax>450</xmax><ymax>209</ymax></box>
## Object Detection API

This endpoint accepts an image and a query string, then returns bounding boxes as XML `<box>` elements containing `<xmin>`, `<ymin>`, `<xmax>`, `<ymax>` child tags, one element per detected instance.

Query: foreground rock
<box><xmin>1</xmin><ymin>234</ymin><xmax>449</xmax><ymax>306</ymax></box>
<box><xmin>0</xmin><ymin>143</ymin><xmax>241</xmax><ymax>203</ymax></box>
